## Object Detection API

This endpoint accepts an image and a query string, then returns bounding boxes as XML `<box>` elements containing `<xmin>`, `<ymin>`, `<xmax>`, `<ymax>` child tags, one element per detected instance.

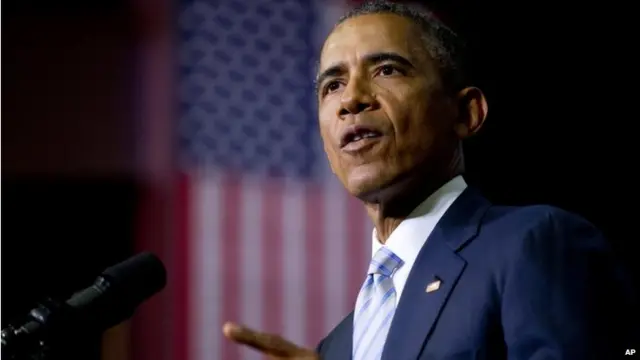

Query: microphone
<box><xmin>1</xmin><ymin>252</ymin><xmax>167</xmax><ymax>359</ymax></box>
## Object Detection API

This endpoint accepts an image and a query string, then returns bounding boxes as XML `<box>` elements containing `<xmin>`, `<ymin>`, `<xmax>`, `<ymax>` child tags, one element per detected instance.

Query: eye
<box><xmin>324</xmin><ymin>80</ymin><xmax>342</xmax><ymax>94</ymax></box>
<box><xmin>377</xmin><ymin>64</ymin><xmax>402</xmax><ymax>76</ymax></box>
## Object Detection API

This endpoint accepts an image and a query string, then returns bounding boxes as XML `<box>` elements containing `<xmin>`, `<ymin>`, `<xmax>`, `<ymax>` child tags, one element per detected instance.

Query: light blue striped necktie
<box><xmin>352</xmin><ymin>247</ymin><xmax>404</xmax><ymax>360</ymax></box>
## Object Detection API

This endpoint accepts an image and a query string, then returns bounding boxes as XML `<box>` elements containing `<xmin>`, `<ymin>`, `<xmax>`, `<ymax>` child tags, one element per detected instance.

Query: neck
<box><xmin>364</xmin><ymin>175</ymin><xmax>453</xmax><ymax>244</ymax></box>
<box><xmin>363</xmin><ymin>153</ymin><xmax>464</xmax><ymax>244</ymax></box>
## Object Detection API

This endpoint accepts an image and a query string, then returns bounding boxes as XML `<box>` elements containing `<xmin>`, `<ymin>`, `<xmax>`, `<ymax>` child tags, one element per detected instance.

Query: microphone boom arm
<box><xmin>1</xmin><ymin>252</ymin><xmax>166</xmax><ymax>360</ymax></box>
<box><xmin>1</xmin><ymin>298</ymin><xmax>71</xmax><ymax>360</ymax></box>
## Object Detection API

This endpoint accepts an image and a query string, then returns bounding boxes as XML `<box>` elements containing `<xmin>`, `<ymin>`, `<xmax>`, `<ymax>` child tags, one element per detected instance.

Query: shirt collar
<box><xmin>371</xmin><ymin>175</ymin><xmax>468</xmax><ymax>263</ymax></box>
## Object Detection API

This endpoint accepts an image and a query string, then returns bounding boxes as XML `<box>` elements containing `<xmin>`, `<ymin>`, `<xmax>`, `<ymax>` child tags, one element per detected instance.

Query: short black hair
<box><xmin>335</xmin><ymin>0</ymin><xmax>468</xmax><ymax>93</ymax></box>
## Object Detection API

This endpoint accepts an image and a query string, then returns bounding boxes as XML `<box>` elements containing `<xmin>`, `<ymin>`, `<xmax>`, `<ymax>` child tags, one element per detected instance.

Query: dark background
<box><xmin>2</xmin><ymin>1</ymin><xmax>140</xmax><ymax>358</ymax></box>
<box><xmin>2</xmin><ymin>0</ymin><xmax>637</xmax><ymax>359</ymax></box>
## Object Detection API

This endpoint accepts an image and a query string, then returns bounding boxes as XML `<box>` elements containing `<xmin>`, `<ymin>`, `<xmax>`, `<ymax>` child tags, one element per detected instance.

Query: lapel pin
<box><xmin>425</xmin><ymin>278</ymin><xmax>441</xmax><ymax>293</ymax></box>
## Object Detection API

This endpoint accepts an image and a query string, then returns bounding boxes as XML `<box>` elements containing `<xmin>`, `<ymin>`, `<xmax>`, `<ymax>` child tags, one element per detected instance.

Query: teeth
<box><xmin>351</xmin><ymin>132</ymin><xmax>378</xmax><ymax>143</ymax></box>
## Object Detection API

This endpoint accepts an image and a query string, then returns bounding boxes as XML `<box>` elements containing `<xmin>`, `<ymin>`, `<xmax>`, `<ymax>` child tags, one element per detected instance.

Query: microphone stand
<box><xmin>1</xmin><ymin>298</ymin><xmax>72</xmax><ymax>360</ymax></box>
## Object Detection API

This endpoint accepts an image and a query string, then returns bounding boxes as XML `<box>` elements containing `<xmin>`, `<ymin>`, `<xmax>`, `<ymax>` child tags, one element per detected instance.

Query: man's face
<box><xmin>317</xmin><ymin>13</ymin><xmax>458</xmax><ymax>198</ymax></box>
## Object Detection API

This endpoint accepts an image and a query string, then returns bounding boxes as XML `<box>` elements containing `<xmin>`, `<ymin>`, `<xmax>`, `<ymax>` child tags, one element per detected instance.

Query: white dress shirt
<box><xmin>371</xmin><ymin>175</ymin><xmax>467</xmax><ymax>305</ymax></box>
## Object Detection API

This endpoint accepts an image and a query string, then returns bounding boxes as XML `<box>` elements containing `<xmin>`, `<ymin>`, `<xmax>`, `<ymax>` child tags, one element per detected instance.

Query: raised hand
<box><xmin>223</xmin><ymin>322</ymin><xmax>320</xmax><ymax>360</ymax></box>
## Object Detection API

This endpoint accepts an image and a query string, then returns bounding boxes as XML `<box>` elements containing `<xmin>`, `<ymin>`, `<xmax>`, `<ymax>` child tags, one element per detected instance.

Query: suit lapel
<box><xmin>381</xmin><ymin>187</ymin><xmax>490</xmax><ymax>360</ymax></box>
<box><xmin>321</xmin><ymin>312</ymin><xmax>353</xmax><ymax>360</ymax></box>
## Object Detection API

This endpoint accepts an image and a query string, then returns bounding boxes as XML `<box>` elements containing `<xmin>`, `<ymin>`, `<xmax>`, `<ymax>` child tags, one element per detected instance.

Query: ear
<box><xmin>453</xmin><ymin>87</ymin><xmax>488</xmax><ymax>139</ymax></box>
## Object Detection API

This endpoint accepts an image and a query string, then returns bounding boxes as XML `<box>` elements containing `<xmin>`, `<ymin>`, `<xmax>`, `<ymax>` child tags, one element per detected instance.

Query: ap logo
<box><xmin>626</xmin><ymin>349</ymin><xmax>636</xmax><ymax>355</ymax></box>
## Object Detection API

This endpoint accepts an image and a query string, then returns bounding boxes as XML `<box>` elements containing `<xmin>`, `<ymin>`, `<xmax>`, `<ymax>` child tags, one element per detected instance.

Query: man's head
<box><xmin>316</xmin><ymin>0</ymin><xmax>488</xmax><ymax>203</ymax></box>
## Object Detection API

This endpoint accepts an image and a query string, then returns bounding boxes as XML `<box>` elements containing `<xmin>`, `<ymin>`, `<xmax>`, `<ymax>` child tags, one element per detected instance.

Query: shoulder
<box><xmin>483</xmin><ymin>203</ymin><xmax>594</xmax><ymax>231</ymax></box>
<box><xmin>477</xmin><ymin>204</ymin><xmax>634</xmax><ymax>305</ymax></box>
<box><xmin>480</xmin><ymin>204</ymin><xmax>606</xmax><ymax>251</ymax></box>
<box><xmin>488</xmin><ymin>206</ymin><xmax>638</xmax><ymax>355</ymax></box>
<box><xmin>469</xmin><ymin>203</ymin><xmax>618</xmax><ymax>292</ymax></box>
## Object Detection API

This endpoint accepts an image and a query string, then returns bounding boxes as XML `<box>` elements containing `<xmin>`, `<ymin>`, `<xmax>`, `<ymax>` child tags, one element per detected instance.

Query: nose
<box><xmin>338</xmin><ymin>77</ymin><xmax>377</xmax><ymax>118</ymax></box>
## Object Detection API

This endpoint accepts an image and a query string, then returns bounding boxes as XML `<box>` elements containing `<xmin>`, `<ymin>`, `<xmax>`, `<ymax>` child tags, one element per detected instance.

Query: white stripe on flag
<box><xmin>282</xmin><ymin>178</ymin><xmax>307</xmax><ymax>346</ymax></box>
<box><xmin>240</xmin><ymin>176</ymin><xmax>264</xmax><ymax>360</ymax></box>
<box><xmin>323</xmin><ymin>178</ymin><xmax>348</xmax><ymax>333</ymax></box>
<box><xmin>191</xmin><ymin>171</ymin><xmax>223</xmax><ymax>360</ymax></box>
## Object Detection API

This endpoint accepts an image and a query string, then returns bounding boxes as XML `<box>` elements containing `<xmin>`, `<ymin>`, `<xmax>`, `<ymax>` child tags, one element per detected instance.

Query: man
<box><xmin>223</xmin><ymin>1</ymin><xmax>636</xmax><ymax>359</ymax></box>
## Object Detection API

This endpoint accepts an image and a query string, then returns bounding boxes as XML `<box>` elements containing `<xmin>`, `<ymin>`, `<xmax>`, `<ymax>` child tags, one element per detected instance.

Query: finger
<box><xmin>223</xmin><ymin>322</ymin><xmax>304</xmax><ymax>356</ymax></box>
<box><xmin>223</xmin><ymin>322</ymin><xmax>300</xmax><ymax>356</ymax></box>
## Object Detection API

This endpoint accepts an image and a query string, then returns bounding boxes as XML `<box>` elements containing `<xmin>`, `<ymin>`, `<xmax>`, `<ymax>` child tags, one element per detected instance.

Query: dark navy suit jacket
<box><xmin>317</xmin><ymin>186</ymin><xmax>637</xmax><ymax>360</ymax></box>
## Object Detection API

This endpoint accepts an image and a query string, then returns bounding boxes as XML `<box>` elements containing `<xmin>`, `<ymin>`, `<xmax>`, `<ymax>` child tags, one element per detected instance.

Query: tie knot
<box><xmin>368</xmin><ymin>247</ymin><xmax>403</xmax><ymax>277</ymax></box>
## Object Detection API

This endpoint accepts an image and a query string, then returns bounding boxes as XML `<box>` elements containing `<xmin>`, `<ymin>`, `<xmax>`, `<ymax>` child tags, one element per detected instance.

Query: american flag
<box><xmin>175</xmin><ymin>1</ymin><xmax>371</xmax><ymax>359</ymax></box>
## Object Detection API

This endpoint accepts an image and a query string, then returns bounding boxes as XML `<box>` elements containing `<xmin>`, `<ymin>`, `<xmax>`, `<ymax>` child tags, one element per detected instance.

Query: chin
<box><xmin>346</xmin><ymin>164</ymin><xmax>426</xmax><ymax>205</ymax></box>
<box><xmin>344</xmin><ymin>166</ymin><xmax>398</xmax><ymax>203</ymax></box>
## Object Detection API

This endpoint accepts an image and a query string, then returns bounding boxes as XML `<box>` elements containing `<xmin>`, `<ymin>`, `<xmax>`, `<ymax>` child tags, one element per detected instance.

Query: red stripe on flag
<box><xmin>305</xmin><ymin>183</ymin><xmax>325</xmax><ymax>347</ymax></box>
<box><xmin>262</xmin><ymin>180</ymin><xmax>284</xmax><ymax>335</ymax></box>
<box><xmin>174</xmin><ymin>173</ymin><xmax>191</xmax><ymax>360</ymax></box>
<box><xmin>221</xmin><ymin>173</ymin><xmax>242</xmax><ymax>360</ymax></box>
<box><xmin>346</xmin><ymin>195</ymin><xmax>367</xmax><ymax>305</ymax></box>
<box><xmin>133</xmin><ymin>184</ymin><xmax>169</xmax><ymax>360</ymax></box>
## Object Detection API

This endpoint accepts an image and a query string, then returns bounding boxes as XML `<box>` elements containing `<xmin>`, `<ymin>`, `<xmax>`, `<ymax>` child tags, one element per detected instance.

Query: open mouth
<box><xmin>340</xmin><ymin>125</ymin><xmax>383</xmax><ymax>148</ymax></box>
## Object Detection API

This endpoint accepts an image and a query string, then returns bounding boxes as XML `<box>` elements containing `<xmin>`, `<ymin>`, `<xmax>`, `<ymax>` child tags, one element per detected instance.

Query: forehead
<box><xmin>320</xmin><ymin>13</ymin><xmax>421</xmax><ymax>69</ymax></box>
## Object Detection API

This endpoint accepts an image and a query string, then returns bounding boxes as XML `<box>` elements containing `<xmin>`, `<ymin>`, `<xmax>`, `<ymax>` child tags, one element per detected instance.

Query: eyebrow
<box><xmin>314</xmin><ymin>52</ymin><xmax>416</xmax><ymax>93</ymax></box>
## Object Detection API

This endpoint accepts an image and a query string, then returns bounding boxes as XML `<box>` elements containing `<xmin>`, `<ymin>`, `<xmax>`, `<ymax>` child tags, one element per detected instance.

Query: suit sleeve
<box><xmin>500</xmin><ymin>209</ymin><xmax>637</xmax><ymax>360</ymax></box>
<box><xmin>315</xmin><ymin>337</ymin><xmax>325</xmax><ymax>354</ymax></box>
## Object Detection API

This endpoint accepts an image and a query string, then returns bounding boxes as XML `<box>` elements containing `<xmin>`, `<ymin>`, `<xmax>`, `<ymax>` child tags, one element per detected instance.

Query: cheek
<box><xmin>391</xmin><ymin>105</ymin><xmax>442</xmax><ymax>165</ymax></box>
<box><xmin>386</xmin><ymin>95</ymin><xmax>424</xmax><ymax>140</ymax></box>
<box><xmin>318</xmin><ymin>119</ymin><xmax>334</xmax><ymax>151</ymax></box>
<box><xmin>383</xmin><ymin>85</ymin><xmax>426</xmax><ymax>132</ymax></box>
<box><xmin>318</xmin><ymin>101</ymin><xmax>342</xmax><ymax>150</ymax></box>
<box><xmin>317</xmin><ymin>114</ymin><xmax>342</xmax><ymax>170</ymax></box>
